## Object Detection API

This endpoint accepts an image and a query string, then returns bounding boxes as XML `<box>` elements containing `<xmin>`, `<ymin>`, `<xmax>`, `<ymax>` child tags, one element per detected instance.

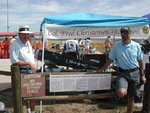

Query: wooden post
<box><xmin>11</xmin><ymin>64</ymin><xmax>23</xmax><ymax>113</ymax></box>
<box><xmin>143</xmin><ymin>63</ymin><xmax>150</xmax><ymax>113</ymax></box>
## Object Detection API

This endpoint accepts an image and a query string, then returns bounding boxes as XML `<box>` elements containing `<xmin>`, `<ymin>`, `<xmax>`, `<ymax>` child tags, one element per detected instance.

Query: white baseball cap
<box><xmin>19</xmin><ymin>25</ymin><xmax>33</xmax><ymax>34</ymax></box>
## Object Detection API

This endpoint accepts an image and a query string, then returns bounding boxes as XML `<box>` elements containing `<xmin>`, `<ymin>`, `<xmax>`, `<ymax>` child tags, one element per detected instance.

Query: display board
<box><xmin>49</xmin><ymin>73</ymin><xmax>111</xmax><ymax>92</ymax></box>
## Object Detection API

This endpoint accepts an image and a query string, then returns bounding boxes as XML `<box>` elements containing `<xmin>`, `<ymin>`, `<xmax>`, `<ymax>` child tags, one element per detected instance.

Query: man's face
<box><xmin>20</xmin><ymin>33</ymin><xmax>30</xmax><ymax>43</ymax></box>
<box><xmin>121</xmin><ymin>30</ymin><xmax>131</xmax><ymax>40</ymax></box>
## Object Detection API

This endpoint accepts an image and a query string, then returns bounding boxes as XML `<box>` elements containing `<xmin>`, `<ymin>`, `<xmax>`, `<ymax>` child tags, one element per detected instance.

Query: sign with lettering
<box><xmin>49</xmin><ymin>74</ymin><xmax>112</xmax><ymax>92</ymax></box>
<box><xmin>21</xmin><ymin>73</ymin><xmax>45</xmax><ymax>97</ymax></box>
<box><xmin>43</xmin><ymin>25</ymin><xmax>149</xmax><ymax>39</ymax></box>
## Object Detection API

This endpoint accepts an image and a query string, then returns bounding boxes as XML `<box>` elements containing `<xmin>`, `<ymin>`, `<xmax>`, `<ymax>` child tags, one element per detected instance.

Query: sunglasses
<box><xmin>120</xmin><ymin>31</ymin><xmax>130</xmax><ymax>34</ymax></box>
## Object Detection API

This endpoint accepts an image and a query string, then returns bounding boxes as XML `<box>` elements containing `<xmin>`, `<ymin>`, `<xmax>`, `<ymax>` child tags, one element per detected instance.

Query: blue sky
<box><xmin>0</xmin><ymin>0</ymin><xmax>150</xmax><ymax>32</ymax></box>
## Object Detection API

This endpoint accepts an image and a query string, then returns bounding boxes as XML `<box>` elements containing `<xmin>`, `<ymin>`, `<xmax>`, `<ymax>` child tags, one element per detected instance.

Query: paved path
<box><xmin>0</xmin><ymin>59</ymin><xmax>11</xmax><ymax>91</ymax></box>
<box><xmin>0</xmin><ymin>59</ymin><xmax>42</xmax><ymax>91</ymax></box>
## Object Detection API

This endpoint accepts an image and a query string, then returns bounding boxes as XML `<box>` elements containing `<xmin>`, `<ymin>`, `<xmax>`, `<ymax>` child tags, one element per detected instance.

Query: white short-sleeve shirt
<box><xmin>10</xmin><ymin>38</ymin><xmax>35</xmax><ymax>65</ymax></box>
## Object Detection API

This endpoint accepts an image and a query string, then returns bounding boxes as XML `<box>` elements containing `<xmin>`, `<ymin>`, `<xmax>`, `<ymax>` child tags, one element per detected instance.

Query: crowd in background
<box><xmin>0</xmin><ymin>36</ymin><xmax>43</xmax><ymax>59</ymax></box>
<box><xmin>1</xmin><ymin>35</ymin><xmax>149</xmax><ymax>59</ymax></box>
<box><xmin>0</xmin><ymin>36</ymin><xmax>115</xmax><ymax>59</ymax></box>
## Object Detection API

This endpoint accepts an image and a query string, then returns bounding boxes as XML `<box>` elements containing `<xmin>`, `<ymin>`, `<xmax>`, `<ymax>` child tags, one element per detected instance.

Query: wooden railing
<box><xmin>9</xmin><ymin>63</ymin><xmax>150</xmax><ymax>113</ymax></box>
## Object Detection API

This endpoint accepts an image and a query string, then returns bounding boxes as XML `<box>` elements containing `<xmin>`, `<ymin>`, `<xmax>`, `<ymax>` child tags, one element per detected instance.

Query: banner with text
<box><xmin>43</xmin><ymin>24</ymin><xmax>150</xmax><ymax>39</ymax></box>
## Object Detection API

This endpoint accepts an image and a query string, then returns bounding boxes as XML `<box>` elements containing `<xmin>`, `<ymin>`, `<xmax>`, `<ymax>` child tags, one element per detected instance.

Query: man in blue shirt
<box><xmin>97</xmin><ymin>27</ymin><xmax>146</xmax><ymax>113</ymax></box>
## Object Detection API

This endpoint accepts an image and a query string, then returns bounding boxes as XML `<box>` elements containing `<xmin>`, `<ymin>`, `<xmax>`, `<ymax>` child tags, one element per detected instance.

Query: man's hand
<box><xmin>29</xmin><ymin>63</ymin><xmax>38</xmax><ymax>73</ymax></box>
<box><xmin>141</xmin><ymin>75</ymin><xmax>146</xmax><ymax>84</ymax></box>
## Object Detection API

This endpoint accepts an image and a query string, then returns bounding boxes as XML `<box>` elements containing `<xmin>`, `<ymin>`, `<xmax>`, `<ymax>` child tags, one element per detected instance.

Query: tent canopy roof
<box><xmin>41</xmin><ymin>13</ymin><xmax>148</xmax><ymax>28</ymax></box>
<box><xmin>143</xmin><ymin>13</ymin><xmax>150</xmax><ymax>26</ymax></box>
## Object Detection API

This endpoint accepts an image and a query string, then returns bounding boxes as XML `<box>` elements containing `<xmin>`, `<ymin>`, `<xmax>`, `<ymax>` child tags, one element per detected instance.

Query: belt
<box><xmin>118</xmin><ymin>67</ymin><xmax>139</xmax><ymax>73</ymax></box>
<box><xmin>20</xmin><ymin>67</ymin><xmax>31</xmax><ymax>70</ymax></box>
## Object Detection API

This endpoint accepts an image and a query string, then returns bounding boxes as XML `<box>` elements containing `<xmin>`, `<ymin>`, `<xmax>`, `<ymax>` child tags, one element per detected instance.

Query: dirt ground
<box><xmin>0</xmin><ymin>89</ymin><xmax>142</xmax><ymax>113</ymax></box>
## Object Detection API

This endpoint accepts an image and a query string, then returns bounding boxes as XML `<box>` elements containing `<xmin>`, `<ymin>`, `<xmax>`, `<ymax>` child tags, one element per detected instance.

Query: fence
<box><xmin>2</xmin><ymin>63</ymin><xmax>149</xmax><ymax>113</ymax></box>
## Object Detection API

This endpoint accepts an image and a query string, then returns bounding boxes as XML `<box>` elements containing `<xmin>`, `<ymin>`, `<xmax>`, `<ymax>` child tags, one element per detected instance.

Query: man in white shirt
<box><xmin>10</xmin><ymin>25</ymin><xmax>37</xmax><ymax>73</ymax></box>
<box><xmin>63</xmin><ymin>39</ymin><xmax>80</xmax><ymax>58</ymax></box>
<box><xmin>10</xmin><ymin>25</ymin><xmax>37</xmax><ymax>113</ymax></box>
<box><xmin>79</xmin><ymin>38</ymin><xmax>91</xmax><ymax>54</ymax></box>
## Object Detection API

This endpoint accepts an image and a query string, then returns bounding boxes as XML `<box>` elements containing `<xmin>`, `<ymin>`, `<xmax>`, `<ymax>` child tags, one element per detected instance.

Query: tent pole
<box><xmin>41</xmin><ymin>25</ymin><xmax>46</xmax><ymax>73</ymax></box>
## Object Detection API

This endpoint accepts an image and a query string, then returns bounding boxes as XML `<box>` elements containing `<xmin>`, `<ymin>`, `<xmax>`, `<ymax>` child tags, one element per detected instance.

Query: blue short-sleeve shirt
<box><xmin>109</xmin><ymin>40</ymin><xmax>143</xmax><ymax>69</ymax></box>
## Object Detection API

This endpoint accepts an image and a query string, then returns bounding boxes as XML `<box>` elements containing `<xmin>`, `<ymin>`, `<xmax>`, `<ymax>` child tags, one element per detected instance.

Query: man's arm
<box><xmin>138</xmin><ymin>60</ymin><xmax>146</xmax><ymax>84</ymax></box>
<box><xmin>16</xmin><ymin>61</ymin><xmax>37</xmax><ymax>73</ymax></box>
